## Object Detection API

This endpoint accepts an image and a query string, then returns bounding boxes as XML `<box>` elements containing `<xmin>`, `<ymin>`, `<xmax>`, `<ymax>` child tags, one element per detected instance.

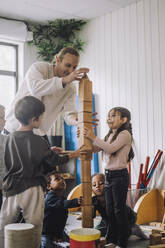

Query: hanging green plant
<box><xmin>27</xmin><ymin>19</ymin><xmax>88</xmax><ymax>62</ymax></box>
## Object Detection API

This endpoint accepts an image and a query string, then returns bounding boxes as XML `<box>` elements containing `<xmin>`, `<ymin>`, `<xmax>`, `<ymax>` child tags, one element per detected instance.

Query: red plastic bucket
<box><xmin>70</xmin><ymin>228</ymin><xmax>100</xmax><ymax>248</ymax></box>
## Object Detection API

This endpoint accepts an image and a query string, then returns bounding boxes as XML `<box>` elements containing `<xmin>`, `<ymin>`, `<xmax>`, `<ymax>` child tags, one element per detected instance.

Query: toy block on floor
<box><xmin>161</xmin><ymin>237</ymin><xmax>165</xmax><ymax>244</ymax></box>
<box><xmin>150</xmin><ymin>233</ymin><xmax>162</xmax><ymax>245</ymax></box>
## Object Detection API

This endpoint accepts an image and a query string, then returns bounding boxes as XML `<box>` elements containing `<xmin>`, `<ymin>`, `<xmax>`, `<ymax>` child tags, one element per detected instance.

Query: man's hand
<box><xmin>62</xmin><ymin>68</ymin><xmax>89</xmax><ymax>85</ymax></box>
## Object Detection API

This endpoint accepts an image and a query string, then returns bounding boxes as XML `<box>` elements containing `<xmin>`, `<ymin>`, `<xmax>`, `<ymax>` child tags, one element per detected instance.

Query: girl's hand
<box><xmin>92</xmin><ymin>112</ymin><xmax>99</xmax><ymax>126</ymax></box>
<box><xmin>84</xmin><ymin>127</ymin><xmax>96</xmax><ymax>141</ymax></box>
<box><xmin>78</xmin><ymin>196</ymin><xmax>83</xmax><ymax>205</ymax></box>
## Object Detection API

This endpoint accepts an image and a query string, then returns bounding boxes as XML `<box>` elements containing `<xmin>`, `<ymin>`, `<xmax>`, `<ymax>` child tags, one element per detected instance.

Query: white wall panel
<box><xmin>81</xmin><ymin>0</ymin><xmax>165</xmax><ymax>188</ymax></box>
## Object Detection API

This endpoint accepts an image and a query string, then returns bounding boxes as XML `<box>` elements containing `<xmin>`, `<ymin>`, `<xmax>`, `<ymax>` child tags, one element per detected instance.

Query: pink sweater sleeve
<box><xmin>93</xmin><ymin>130</ymin><xmax>131</xmax><ymax>154</ymax></box>
<box><xmin>92</xmin><ymin>144</ymin><xmax>102</xmax><ymax>153</ymax></box>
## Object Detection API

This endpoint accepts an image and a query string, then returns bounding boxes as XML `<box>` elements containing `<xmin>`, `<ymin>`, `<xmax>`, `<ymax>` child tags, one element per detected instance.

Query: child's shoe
<box><xmin>104</xmin><ymin>243</ymin><xmax>116</xmax><ymax>248</ymax></box>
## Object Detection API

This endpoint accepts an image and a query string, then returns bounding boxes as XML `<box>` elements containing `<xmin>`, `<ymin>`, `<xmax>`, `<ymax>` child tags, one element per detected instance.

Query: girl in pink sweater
<box><xmin>84</xmin><ymin>107</ymin><xmax>134</xmax><ymax>248</ymax></box>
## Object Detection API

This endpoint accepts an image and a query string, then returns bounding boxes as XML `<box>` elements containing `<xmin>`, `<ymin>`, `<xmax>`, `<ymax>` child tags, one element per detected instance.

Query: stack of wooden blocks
<box><xmin>148</xmin><ymin>229</ymin><xmax>165</xmax><ymax>248</ymax></box>
<box><xmin>78</xmin><ymin>75</ymin><xmax>93</xmax><ymax>228</ymax></box>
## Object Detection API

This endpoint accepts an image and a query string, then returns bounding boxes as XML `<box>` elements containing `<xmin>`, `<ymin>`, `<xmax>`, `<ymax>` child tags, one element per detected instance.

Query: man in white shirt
<box><xmin>4</xmin><ymin>47</ymin><xmax>89</xmax><ymax>136</ymax></box>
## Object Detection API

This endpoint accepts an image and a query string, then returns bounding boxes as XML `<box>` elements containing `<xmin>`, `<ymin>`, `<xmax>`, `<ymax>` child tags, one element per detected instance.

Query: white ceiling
<box><xmin>0</xmin><ymin>0</ymin><xmax>141</xmax><ymax>23</ymax></box>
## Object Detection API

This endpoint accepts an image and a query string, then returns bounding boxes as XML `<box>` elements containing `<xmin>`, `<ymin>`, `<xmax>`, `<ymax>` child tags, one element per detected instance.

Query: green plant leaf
<box><xmin>27</xmin><ymin>19</ymin><xmax>88</xmax><ymax>62</ymax></box>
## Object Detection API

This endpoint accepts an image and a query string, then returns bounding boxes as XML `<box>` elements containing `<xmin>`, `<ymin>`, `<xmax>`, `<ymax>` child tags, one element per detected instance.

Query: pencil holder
<box><xmin>127</xmin><ymin>184</ymin><xmax>150</xmax><ymax>209</ymax></box>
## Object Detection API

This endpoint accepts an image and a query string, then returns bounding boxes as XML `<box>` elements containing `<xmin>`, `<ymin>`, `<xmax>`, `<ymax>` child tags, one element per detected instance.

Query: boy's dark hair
<box><xmin>104</xmin><ymin>107</ymin><xmax>134</xmax><ymax>162</ymax></box>
<box><xmin>46</xmin><ymin>170</ymin><xmax>59</xmax><ymax>187</ymax></box>
<box><xmin>15</xmin><ymin>96</ymin><xmax>45</xmax><ymax>125</ymax></box>
<box><xmin>46</xmin><ymin>171</ymin><xmax>65</xmax><ymax>192</ymax></box>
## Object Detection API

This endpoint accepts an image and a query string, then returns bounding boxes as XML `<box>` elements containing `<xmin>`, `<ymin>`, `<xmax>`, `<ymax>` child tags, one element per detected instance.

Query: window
<box><xmin>0</xmin><ymin>42</ymin><xmax>18</xmax><ymax>109</ymax></box>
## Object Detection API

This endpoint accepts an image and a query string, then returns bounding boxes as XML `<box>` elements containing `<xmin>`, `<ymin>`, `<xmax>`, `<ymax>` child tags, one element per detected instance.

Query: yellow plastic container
<box><xmin>70</xmin><ymin>228</ymin><xmax>100</xmax><ymax>248</ymax></box>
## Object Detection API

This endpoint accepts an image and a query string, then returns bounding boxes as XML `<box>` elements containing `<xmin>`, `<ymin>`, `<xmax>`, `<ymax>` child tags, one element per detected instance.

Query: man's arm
<box><xmin>62</xmin><ymin>68</ymin><xmax>89</xmax><ymax>85</ymax></box>
<box><xmin>26</xmin><ymin>62</ymin><xmax>63</xmax><ymax>97</ymax></box>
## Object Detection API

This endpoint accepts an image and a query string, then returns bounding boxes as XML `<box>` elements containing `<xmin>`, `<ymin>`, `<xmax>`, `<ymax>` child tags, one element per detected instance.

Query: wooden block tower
<box><xmin>78</xmin><ymin>75</ymin><xmax>93</xmax><ymax>228</ymax></box>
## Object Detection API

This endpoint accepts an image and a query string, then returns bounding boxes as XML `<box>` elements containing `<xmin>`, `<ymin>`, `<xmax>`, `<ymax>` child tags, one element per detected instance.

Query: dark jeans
<box><xmin>95</xmin><ymin>219</ymin><xmax>107</xmax><ymax>237</ymax></box>
<box><xmin>105</xmin><ymin>169</ymin><xmax>129</xmax><ymax>248</ymax></box>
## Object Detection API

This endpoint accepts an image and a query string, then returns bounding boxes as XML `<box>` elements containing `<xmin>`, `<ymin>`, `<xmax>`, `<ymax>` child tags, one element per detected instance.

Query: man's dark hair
<box><xmin>15</xmin><ymin>96</ymin><xmax>45</xmax><ymax>125</ymax></box>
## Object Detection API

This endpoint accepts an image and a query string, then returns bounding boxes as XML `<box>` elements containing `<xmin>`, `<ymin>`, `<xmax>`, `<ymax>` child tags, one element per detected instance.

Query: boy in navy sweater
<box><xmin>41</xmin><ymin>171</ymin><xmax>83</xmax><ymax>248</ymax></box>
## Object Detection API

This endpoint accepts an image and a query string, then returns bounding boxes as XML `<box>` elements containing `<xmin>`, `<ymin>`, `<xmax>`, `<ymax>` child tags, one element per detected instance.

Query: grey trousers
<box><xmin>0</xmin><ymin>186</ymin><xmax>44</xmax><ymax>248</ymax></box>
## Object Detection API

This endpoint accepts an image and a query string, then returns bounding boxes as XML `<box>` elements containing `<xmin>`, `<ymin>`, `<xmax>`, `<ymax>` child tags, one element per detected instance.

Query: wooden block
<box><xmin>82</xmin><ymin>205</ymin><xmax>93</xmax><ymax>228</ymax></box>
<box><xmin>78</xmin><ymin>122</ymin><xmax>93</xmax><ymax>150</ymax></box>
<box><xmin>80</xmin><ymin>151</ymin><xmax>92</xmax><ymax>161</ymax></box>
<box><xmin>78</xmin><ymin>135</ymin><xmax>92</xmax><ymax>150</ymax></box>
<box><xmin>152</xmin><ymin>229</ymin><xmax>162</xmax><ymax>234</ymax></box>
<box><xmin>79</xmin><ymin>100</ymin><xmax>93</xmax><ymax>113</ymax></box>
<box><xmin>150</xmin><ymin>222</ymin><xmax>160</xmax><ymax>227</ymax></box>
<box><xmin>78</xmin><ymin>122</ymin><xmax>93</xmax><ymax>130</ymax></box>
<box><xmin>79</xmin><ymin>77</ymin><xmax>92</xmax><ymax>102</ymax></box>
<box><xmin>82</xmin><ymin>182</ymin><xmax>92</xmax><ymax>205</ymax></box>
<box><xmin>78</xmin><ymin>112</ymin><xmax>92</xmax><ymax>123</ymax></box>
<box><xmin>150</xmin><ymin>234</ymin><xmax>162</xmax><ymax>245</ymax></box>
<box><xmin>81</xmin><ymin>160</ymin><xmax>92</xmax><ymax>182</ymax></box>
<box><xmin>161</xmin><ymin>237</ymin><xmax>165</xmax><ymax>244</ymax></box>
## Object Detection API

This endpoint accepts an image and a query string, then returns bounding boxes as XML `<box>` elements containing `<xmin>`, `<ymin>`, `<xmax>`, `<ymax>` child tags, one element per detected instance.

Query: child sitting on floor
<box><xmin>92</xmin><ymin>173</ymin><xmax>148</xmax><ymax>241</ymax></box>
<box><xmin>41</xmin><ymin>171</ymin><xmax>83</xmax><ymax>248</ymax></box>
